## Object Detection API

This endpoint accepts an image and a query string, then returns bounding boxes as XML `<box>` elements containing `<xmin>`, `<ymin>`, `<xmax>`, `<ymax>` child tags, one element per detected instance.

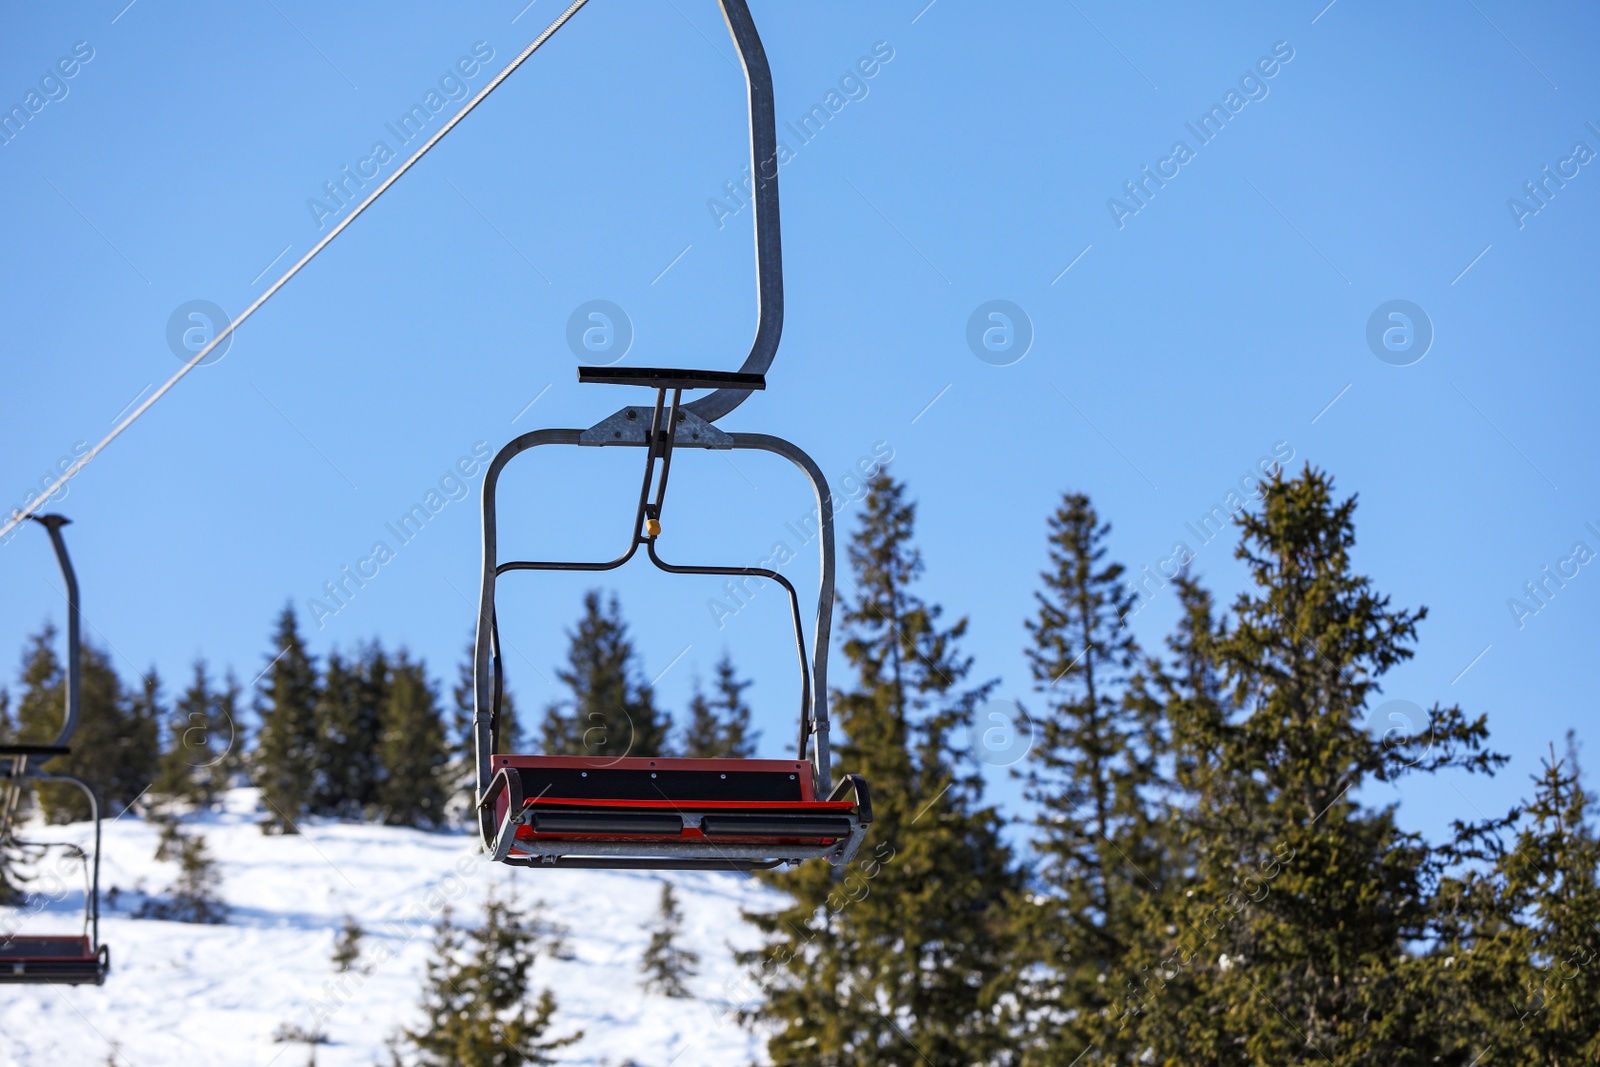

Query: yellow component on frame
<box><xmin>646</xmin><ymin>518</ymin><xmax>661</xmax><ymax>537</ymax></box>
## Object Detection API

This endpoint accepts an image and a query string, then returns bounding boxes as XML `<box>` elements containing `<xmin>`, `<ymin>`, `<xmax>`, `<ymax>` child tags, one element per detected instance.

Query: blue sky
<box><xmin>1</xmin><ymin>0</ymin><xmax>1596</xmax><ymax>846</ymax></box>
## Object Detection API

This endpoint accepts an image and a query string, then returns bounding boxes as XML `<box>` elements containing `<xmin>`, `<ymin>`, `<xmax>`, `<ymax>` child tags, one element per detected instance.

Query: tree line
<box><xmin>0</xmin><ymin>594</ymin><xmax>760</xmax><ymax>839</ymax></box>
<box><xmin>4</xmin><ymin>462</ymin><xmax>1596</xmax><ymax>1065</ymax></box>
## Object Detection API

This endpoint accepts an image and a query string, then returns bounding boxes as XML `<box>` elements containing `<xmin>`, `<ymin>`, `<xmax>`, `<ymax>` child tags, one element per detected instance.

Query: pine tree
<box><xmin>150</xmin><ymin>809</ymin><xmax>182</xmax><ymax>861</ymax></box>
<box><xmin>0</xmin><ymin>687</ymin><xmax>18</xmax><ymax>908</ymax></box>
<box><xmin>12</xmin><ymin>624</ymin><xmax>62</xmax><ymax>749</ymax></box>
<box><xmin>1116</xmin><ymin>467</ymin><xmax>1506</xmax><ymax>1064</ymax></box>
<box><xmin>254</xmin><ymin>605</ymin><xmax>321</xmax><ymax>834</ymax></box>
<box><xmin>395</xmin><ymin>894</ymin><xmax>581</xmax><ymax>1066</ymax></box>
<box><xmin>0</xmin><ymin>686</ymin><xmax>25</xmax><ymax>905</ymax></box>
<box><xmin>640</xmin><ymin>882</ymin><xmax>700</xmax><ymax>997</ymax></box>
<box><xmin>450</xmin><ymin>634</ymin><xmax>523</xmax><ymax>817</ymax></box>
<box><xmin>1424</xmin><ymin>737</ymin><xmax>1600</xmax><ymax>1064</ymax></box>
<box><xmin>452</xmin><ymin>633</ymin><xmax>522</xmax><ymax>758</ymax></box>
<box><xmin>114</xmin><ymin>666</ymin><xmax>165</xmax><ymax>811</ymax></box>
<box><xmin>314</xmin><ymin>644</ymin><xmax>388</xmax><ymax>818</ymax></box>
<box><xmin>377</xmin><ymin>653</ymin><xmax>448</xmax><ymax>827</ymax></box>
<box><xmin>14</xmin><ymin>627</ymin><xmax>160</xmax><ymax>824</ymax></box>
<box><xmin>1013</xmin><ymin>492</ymin><xmax>1171</xmax><ymax>1060</ymax></box>
<box><xmin>138</xmin><ymin>822</ymin><xmax>228</xmax><ymax>924</ymax></box>
<box><xmin>681</xmin><ymin>653</ymin><xmax>758</xmax><ymax>758</ymax></box>
<box><xmin>540</xmin><ymin>591</ymin><xmax>670</xmax><ymax>758</ymax></box>
<box><xmin>741</xmin><ymin>472</ymin><xmax>1021</xmax><ymax>1065</ymax></box>
<box><xmin>153</xmin><ymin>660</ymin><xmax>241</xmax><ymax>810</ymax></box>
<box><xmin>272</xmin><ymin>1022</ymin><xmax>329</xmax><ymax>1066</ymax></box>
<box><xmin>332</xmin><ymin>914</ymin><xmax>365</xmax><ymax>973</ymax></box>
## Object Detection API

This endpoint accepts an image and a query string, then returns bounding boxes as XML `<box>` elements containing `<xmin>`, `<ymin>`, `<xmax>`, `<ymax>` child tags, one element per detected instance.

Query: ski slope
<box><xmin>0</xmin><ymin>789</ymin><xmax>780</xmax><ymax>1066</ymax></box>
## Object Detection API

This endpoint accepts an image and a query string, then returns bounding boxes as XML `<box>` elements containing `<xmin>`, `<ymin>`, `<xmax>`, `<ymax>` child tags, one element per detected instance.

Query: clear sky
<box><xmin>1</xmin><ymin>0</ymin><xmax>1596</xmax><ymax>848</ymax></box>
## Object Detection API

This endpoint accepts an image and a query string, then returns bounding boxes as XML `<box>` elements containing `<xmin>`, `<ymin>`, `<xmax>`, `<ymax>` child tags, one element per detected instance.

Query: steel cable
<box><xmin>2</xmin><ymin>0</ymin><xmax>592</xmax><ymax>540</ymax></box>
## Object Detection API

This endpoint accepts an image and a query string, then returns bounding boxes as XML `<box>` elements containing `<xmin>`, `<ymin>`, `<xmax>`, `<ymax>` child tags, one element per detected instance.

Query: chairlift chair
<box><xmin>474</xmin><ymin>373</ymin><xmax>872</xmax><ymax>871</ymax></box>
<box><xmin>0</xmin><ymin>515</ymin><xmax>111</xmax><ymax>984</ymax></box>
<box><xmin>472</xmin><ymin>3</ymin><xmax>871</xmax><ymax>871</ymax></box>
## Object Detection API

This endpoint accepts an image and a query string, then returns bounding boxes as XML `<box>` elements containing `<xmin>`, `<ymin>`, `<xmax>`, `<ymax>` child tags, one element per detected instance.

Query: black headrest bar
<box><xmin>577</xmin><ymin>366</ymin><xmax>767</xmax><ymax>391</ymax></box>
<box><xmin>0</xmin><ymin>745</ymin><xmax>71</xmax><ymax>757</ymax></box>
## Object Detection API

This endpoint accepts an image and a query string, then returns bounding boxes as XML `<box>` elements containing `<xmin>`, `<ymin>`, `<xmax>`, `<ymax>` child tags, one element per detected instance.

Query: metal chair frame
<box><xmin>471</xmin><ymin>381</ymin><xmax>869</xmax><ymax>869</ymax></box>
<box><xmin>1</xmin><ymin>514</ymin><xmax>110</xmax><ymax>984</ymax></box>
<box><xmin>470</xmin><ymin>0</ymin><xmax>872</xmax><ymax>870</ymax></box>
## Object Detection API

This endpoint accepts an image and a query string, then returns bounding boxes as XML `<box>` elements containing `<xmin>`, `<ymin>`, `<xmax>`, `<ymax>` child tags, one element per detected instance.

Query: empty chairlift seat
<box><xmin>472</xmin><ymin>369</ymin><xmax>873</xmax><ymax>872</ymax></box>
<box><xmin>0</xmin><ymin>935</ymin><xmax>110</xmax><ymax>985</ymax></box>
<box><xmin>482</xmin><ymin>755</ymin><xmax>871</xmax><ymax>870</ymax></box>
<box><xmin>0</xmin><ymin>515</ymin><xmax>112</xmax><ymax>983</ymax></box>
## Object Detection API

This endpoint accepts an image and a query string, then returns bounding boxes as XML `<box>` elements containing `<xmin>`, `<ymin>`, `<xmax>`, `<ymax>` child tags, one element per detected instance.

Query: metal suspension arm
<box><xmin>24</xmin><ymin>515</ymin><xmax>80</xmax><ymax>752</ymax></box>
<box><xmin>680</xmin><ymin>0</ymin><xmax>784</xmax><ymax>426</ymax></box>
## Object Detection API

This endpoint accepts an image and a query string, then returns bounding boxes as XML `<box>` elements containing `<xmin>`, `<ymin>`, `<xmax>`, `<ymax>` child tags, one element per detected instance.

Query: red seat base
<box><xmin>481</xmin><ymin>756</ymin><xmax>870</xmax><ymax>870</ymax></box>
<box><xmin>0</xmin><ymin>935</ymin><xmax>109</xmax><ymax>985</ymax></box>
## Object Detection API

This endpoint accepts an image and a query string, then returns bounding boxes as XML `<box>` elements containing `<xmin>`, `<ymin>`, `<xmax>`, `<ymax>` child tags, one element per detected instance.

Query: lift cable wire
<box><xmin>0</xmin><ymin>0</ymin><xmax>592</xmax><ymax>542</ymax></box>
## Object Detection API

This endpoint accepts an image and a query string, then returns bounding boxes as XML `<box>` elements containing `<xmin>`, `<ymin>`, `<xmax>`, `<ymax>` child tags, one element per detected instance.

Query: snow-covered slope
<box><xmin>0</xmin><ymin>790</ymin><xmax>781</xmax><ymax>1066</ymax></box>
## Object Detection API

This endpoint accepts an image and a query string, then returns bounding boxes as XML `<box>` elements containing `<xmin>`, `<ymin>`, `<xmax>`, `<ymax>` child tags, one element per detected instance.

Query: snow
<box><xmin>1</xmin><ymin>789</ymin><xmax>783</xmax><ymax>1066</ymax></box>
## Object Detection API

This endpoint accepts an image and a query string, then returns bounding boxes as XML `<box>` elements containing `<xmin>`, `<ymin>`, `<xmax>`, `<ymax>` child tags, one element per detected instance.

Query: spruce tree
<box><xmin>1014</xmin><ymin>491</ymin><xmax>1171</xmax><ymax>1061</ymax></box>
<box><xmin>15</xmin><ymin>628</ymin><xmax>159</xmax><ymax>823</ymax></box>
<box><xmin>113</xmin><ymin>666</ymin><xmax>165</xmax><ymax>811</ymax></box>
<box><xmin>1116</xmin><ymin>467</ymin><xmax>1506</xmax><ymax>1064</ymax></box>
<box><xmin>314</xmin><ymin>644</ymin><xmax>387</xmax><ymax>818</ymax></box>
<box><xmin>271</xmin><ymin>1022</ymin><xmax>329</xmax><ymax>1066</ymax></box>
<box><xmin>453</xmin><ymin>634</ymin><xmax>522</xmax><ymax>757</ymax></box>
<box><xmin>377</xmin><ymin>653</ymin><xmax>449</xmax><ymax>827</ymax></box>
<box><xmin>332</xmin><ymin>914</ymin><xmax>365</xmax><ymax>973</ymax></box>
<box><xmin>12</xmin><ymin>624</ymin><xmax>62</xmax><ymax>748</ymax></box>
<box><xmin>138</xmin><ymin>822</ymin><xmax>228</xmax><ymax>924</ymax></box>
<box><xmin>681</xmin><ymin>653</ymin><xmax>758</xmax><ymax>758</ymax></box>
<box><xmin>450</xmin><ymin>633</ymin><xmax>523</xmax><ymax>813</ymax></box>
<box><xmin>0</xmin><ymin>687</ymin><xmax>22</xmax><ymax>904</ymax></box>
<box><xmin>153</xmin><ymin>660</ymin><xmax>241</xmax><ymax>810</ymax></box>
<box><xmin>540</xmin><ymin>591</ymin><xmax>669</xmax><ymax>758</ymax></box>
<box><xmin>741</xmin><ymin>472</ymin><xmax>1020</xmax><ymax>1065</ymax></box>
<box><xmin>640</xmin><ymin>882</ymin><xmax>700</xmax><ymax>997</ymax></box>
<box><xmin>254</xmin><ymin>605</ymin><xmax>321</xmax><ymax>834</ymax></box>
<box><xmin>395</xmin><ymin>894</ymin><xmax>581</xmax><ymax>1066</ymax></box>
<box><xmin>1425</xmin><ymin>739</ymin><xmax>1600</xmax><ymax>1063</ymax></box>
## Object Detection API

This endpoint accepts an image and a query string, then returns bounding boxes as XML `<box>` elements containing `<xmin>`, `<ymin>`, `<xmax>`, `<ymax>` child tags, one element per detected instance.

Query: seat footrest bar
<box><xmin>505</xmin><ymin>856</ymin><xmax>785</xmax><ymax>871</ymax></box>
<box><xmin>531</xmin><ymin>812</ymin><xmax>684</xmax><ymax>836</ymax></box>
<box><xmin>700</xmin><ymin>815</ymin><xmax>853</xmax><ymax>837</ymax></box>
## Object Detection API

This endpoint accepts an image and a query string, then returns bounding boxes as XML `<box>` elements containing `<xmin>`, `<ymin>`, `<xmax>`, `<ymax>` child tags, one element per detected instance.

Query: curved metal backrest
<box><xmin>471</xmin><ymin>429</ymin><xmax>836</xmax><ymax>853</ymax></box>
<box><xmin>27</xmin><ymin>515</ymin><xmax>80</xmax><ymax>751</ymax></box>
<box><xmin>681</xmin><ymin>0</ymin><xmax>783</xmax><ymax>425</ymax></box>
<box><xmin>608</xmin><ymin>0</ymin><xmax>779</xmax><ymax>428</ymax></box>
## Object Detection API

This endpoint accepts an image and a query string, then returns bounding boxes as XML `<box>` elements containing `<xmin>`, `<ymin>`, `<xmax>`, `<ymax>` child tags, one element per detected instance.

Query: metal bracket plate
<box><xmin>579</xmin><ymin>406</ymin><xmax>733</xmax><ymax>448</ymax></box>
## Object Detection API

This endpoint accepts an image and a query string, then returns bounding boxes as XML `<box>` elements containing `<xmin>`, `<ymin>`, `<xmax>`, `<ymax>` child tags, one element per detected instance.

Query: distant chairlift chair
<box><xmin>0</xmin><ymin>515</ymin><xmax>111</xmax><ymax>984</ymax></box>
